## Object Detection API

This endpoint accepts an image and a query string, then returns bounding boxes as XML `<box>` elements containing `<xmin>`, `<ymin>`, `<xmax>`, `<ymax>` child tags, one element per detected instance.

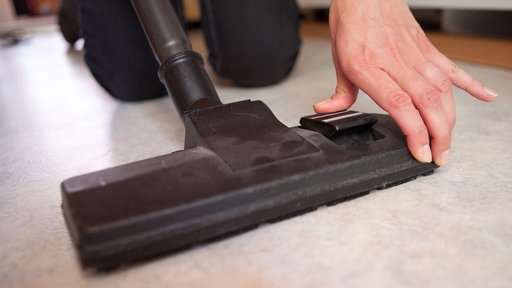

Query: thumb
<box><xmin>314</xmin><ymin>72</ymin><xmax>359</xmax><ymax>114</ymax></box>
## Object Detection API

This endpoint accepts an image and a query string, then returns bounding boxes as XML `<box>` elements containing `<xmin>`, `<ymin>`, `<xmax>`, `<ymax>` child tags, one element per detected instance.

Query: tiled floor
<box><xmin>1</xmin><ymin>22</ymin><xmax>511</xmax><ymax>287</ymax></box>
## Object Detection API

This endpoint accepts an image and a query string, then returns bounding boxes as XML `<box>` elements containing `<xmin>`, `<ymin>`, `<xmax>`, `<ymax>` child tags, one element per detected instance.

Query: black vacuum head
<box><xmin>62</xmin><ymin>100</ymin><xmax>437</xmax><ymax>270</ymax></box>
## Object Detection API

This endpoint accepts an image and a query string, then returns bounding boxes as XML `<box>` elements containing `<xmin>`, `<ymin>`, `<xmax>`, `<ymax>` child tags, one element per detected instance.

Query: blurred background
<box><xmin>1</xmin><ymin>0</ymin><xmax>511</xmax><ymax>67</ymax></box>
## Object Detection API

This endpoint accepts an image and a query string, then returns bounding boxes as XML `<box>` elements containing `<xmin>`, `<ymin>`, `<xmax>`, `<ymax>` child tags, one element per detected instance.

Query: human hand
<box><xmin>314</xmin><ymin>0</ymin><xmax>497</xmax><ymax>166</ymax></box>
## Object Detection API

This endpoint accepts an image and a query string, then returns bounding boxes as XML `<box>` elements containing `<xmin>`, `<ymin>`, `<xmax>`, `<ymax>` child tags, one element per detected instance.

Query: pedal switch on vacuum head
<box><xmin>300</xmin><ymin>111</ymin><xmax>383</xmax><ymax>146</ymax></box>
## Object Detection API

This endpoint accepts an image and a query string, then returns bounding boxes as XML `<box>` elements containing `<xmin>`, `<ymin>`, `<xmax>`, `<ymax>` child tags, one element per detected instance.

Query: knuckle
<box><xmin>438</xmin><ymin>79</ymin><xmax>452</xmax><ymax>93</ymax></box>
<box><xmin>431</xmin><ymin>121</ymin><xmax>453</xmax><ymax>141</ymax></box>
<box><xmin>411</xmin><ymin>124</ymin><xmax>428</xmax><ymax>138</ymax></box>
<box><xmin>401</xmin><ymin>120</ymin><xmax>429</xmax><ymax>142</ymax></box>
<box><xmin>469</xmin><ymin>76</ymin><xmax>481</xmax><ymax>87</ymax></box>
<box><xmin>389</xmin><ymin>92</ymin><xmax>413</xmax><ymax>109</ymax></box>
<box><xmin>450</xmin><ymin>62</ymin><xmax>460</xmax><ymax>75</ymax></box>
<box><xmin>420</xmin><ymin>89</ymin><xmax>442</xmax><ymax>107</ymax></box>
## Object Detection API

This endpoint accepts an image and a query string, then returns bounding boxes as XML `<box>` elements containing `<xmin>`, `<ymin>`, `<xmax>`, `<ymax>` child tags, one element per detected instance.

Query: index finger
<box><xmin>424</xmin><ymin>45</ymin><xmax>498</xmax><ymax>101</ymax></box>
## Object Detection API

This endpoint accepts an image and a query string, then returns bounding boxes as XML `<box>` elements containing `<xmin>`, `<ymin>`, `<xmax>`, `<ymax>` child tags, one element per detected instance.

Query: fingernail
<box><xmin>314</xmin><ymin>98</ymin><xmax>331</xmax><ymax>108</ymax></box>
<box><xmin>438</xmin><ymin>149</ymin><xmax>450</xmax><ymax>166</ymax></box>
<box><xmin>417</xmin><ymin>145</ymin><xmax>432</xmax><ymax>163</ymax></box>
<box><xmin>484</xmin><ymin>87</ymin><xmax>498</xmax><ymax>98</ymax></box>
<box><xmin>315</xmin><ymin>98</ymin><xmax>331</xmax><ymax>106</ymax></box>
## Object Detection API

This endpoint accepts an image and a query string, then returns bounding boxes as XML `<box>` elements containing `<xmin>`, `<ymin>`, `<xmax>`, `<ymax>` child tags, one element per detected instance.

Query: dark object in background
<box><xmin>411</xmin><ymin>9</ymin><xmax>443</xmax><ymax>31</ymax></box>
<box><xmin>12</xmin><ymin>0</ymin><xmax>30</xmax><ymax>16</ymax></box>
<box><xmin>57</xmin><ymin>0</ymin><xmax>301</xmax><ymax>101</ymax></box>
<box><xmin>443</xmin><ymin>10</ymin><xmax>512</xmax><ymax>39</ymax></box>
<box><xmin>58</xmin><ymin>0</ymin><xmax>80</xmax><ymax>45</ymax></box>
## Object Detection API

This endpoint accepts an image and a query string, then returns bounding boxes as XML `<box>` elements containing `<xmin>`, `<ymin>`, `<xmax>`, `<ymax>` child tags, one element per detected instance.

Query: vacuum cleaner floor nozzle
<box><xmin>62</xmin><ymin>100</ymin><xmax>437</xmax><ymax>270</ymax></box>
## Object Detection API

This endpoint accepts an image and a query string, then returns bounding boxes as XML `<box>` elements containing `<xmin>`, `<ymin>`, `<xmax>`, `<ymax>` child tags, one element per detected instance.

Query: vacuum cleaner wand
<box><xmin>133</xmin><ymin>0</ymin><xmax>222</xmax><ymax>116</ymax></box>
<box><xmin>132</xmin><ymin>0</ymin><xmax>191</xmax><ymax>64</ymax></box>
<box><xmin>61</xmin><ymin>0</ymin><xmax>438</xmax><ymax>270</ymax></box>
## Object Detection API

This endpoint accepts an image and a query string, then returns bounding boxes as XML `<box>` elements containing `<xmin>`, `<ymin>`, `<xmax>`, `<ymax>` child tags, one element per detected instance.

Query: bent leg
<box><xmin>200</xmin><ymin>0</ymin><xmax>301</xmax><ymax>87</ymax></box>
<box><xmin>77</xmin><ymin>0</ymin><xmax>185</xmax><ymax>101</ymax></box>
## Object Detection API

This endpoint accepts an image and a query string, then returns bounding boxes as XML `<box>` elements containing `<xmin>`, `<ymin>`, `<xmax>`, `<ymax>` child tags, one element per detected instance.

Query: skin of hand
<box><xmin>314</xmin><ymin>0</ymin><xmax>498</xmax><ymax>166</ymax></box>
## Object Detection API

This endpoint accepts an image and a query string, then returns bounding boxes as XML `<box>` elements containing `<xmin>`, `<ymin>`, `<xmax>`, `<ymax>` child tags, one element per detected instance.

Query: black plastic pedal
<box><xmin>300</xmin><ymin>110</ymin><xmax>384</xmax><ymax>147</ymax></box>
<box><xmin>300</xmin><ymin>110</ymin><xmax>378</xmax><ymax>138</ymax></box>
